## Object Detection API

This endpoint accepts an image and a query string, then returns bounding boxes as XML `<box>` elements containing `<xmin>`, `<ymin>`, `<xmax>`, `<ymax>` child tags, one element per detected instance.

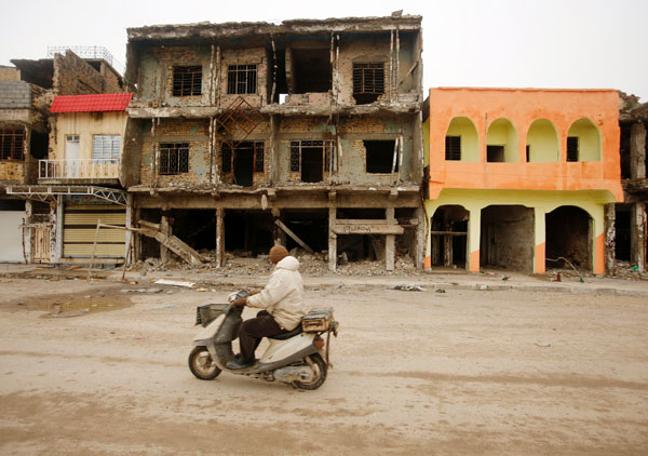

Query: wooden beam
<box><xmin>332</xmin><ymin>224</ymin><xmax>404</xmax><ymax>235</ymax></box>
<box><xmin>275</xmin><ymin>219</ymin><xmax>314</xmax><ymax>253</ymax></box>
<box><xmin>430</xmin><ymin>230</ymin><xmax>467</xmax><ymax>236</ymax></box>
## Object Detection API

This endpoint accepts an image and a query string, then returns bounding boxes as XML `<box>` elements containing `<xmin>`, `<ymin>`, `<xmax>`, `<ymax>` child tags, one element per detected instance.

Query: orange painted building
<box><xmin>423</xmin><ymin>87</ymin><xmax>623</xmax><ymax>275</ymax></box>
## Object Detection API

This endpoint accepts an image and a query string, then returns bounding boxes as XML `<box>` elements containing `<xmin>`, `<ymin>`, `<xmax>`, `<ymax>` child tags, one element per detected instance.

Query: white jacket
<box><xmin>246</xmin><ymin>256</ymin><xmax>307</xmax><ymax>330</ymax></box>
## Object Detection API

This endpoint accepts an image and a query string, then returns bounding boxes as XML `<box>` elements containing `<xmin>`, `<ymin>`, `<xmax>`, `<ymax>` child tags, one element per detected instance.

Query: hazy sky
<box><xmin>1</xmin><ymin>0</ymin><xmax>647</xmax><ymax>99</ymax></box>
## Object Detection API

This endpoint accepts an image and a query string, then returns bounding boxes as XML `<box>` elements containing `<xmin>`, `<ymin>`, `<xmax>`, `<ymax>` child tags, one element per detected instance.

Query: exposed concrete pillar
<box><xmin>415</xmin><ymin>206</ymin><xmax>426</xmax><ymax>270</ymax></box>
<box><xmin>216</xmin><ymin>208</ymin><xmax>224</xmax><ymax>268</ymax></box>
<box><xmin>630</xmin><ymin>122</ymin><xmax>646</xmax><ymax>179</ymax></box>
<box><xmin>328</xmin><ymin>206</ymin><xmax>337</xmax><ymax>272</ymax></box>
<box><xmin>160</xmin><ymin>213</ymin><xmax>171</xmax><ymax>264</ymax></box>
<box><xmin>24</xmin><ymin>200</ymin><xmax>32</xmax><ymax>264</ymax></box>
<box><xmin>604</xmin><ymin>203</ymin><xmax>616</xmax><ymax>275</ymax></box>
<box><xmin>467</xmin><ymin>207</ymin><xmax>481</xmax><ymax>272</ymax></box>
<box><xmin>53</xmin><ymin>195</ymin><xmax>63</xmax><ymax>263</ymax></box>
<box><xmin>631</xmin><ymin>202</ymin><xmax>646</xmax><ymax>272</ymax></box>
<box><xmin>385</xmin><ymin>207</ymin><xmax>395</xmax><ymax>271</ymax></box>
<box><xmin>133</xmin><ymin>205</ymin><xmax>141</xmax><ymax>262</ymax></box>
<box><xmin>533</xmin><ymin>207</ymin><xmax>546</xmax><ymax>274</ymax></box>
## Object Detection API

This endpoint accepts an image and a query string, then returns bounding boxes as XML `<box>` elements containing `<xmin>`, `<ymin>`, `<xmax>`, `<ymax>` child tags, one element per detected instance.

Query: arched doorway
<box><xmin>545</xmin><ymin>206</ymin><xmax>592</xmax><ymax>271</ymax></box>
<box><xmin>486</xmin><ymin>118</ymin><xmax>518</xmax><ymax>162</ymax></box>
<box><xmin>526</xmin><ymin>119</ymin><xmax>559</xmax><ymax>162</ymax></box>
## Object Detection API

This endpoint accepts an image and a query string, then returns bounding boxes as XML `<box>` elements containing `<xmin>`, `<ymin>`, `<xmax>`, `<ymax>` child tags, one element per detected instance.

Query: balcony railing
<box><xmin>39</xmin><ymin>159</ymin><xmax>120</xmax><ymax>180</ymax></box>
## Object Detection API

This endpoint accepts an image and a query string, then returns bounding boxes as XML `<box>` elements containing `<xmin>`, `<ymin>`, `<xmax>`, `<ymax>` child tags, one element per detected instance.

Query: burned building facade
<box><xmin>124</xmin><ymin>16</ymin><xmax>425</xmax><ymax>270</ymax></box>
<box><xmin>616</xmin><ymin>95</ymin><xmax>648</xmax><ymax>272</ymax></box>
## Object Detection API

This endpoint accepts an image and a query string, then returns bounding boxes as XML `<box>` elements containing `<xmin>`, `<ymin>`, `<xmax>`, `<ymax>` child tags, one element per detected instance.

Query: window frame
<box><xmin>227</xmin><ymin>64</ymin><xmax>258</xmax><ymax>95</ymax></box>
<box><xmin>220</xmin><ymin>141</ymin><xmax>265</xmax><ymax>175</ymax></box>
<box><xmin>0</xmin><ymin>127</ymin><xmax>26</xmax><ymax>161</ymax></box>
<box><xmin>92</xmin><ymin>134</ymin><xmax>121</xmax><ymax>161</ymax></box>
<box><xmin>352</xmin><ymin>63</ymin><xmax>385</xmax><ymax>95</ymax></box>
<box><xmin>289</xmin><ymin>140</ymin><xmax>335</xmax><ymax>181</ymax></box>
<box><xmin>172</xmin><ymin>65</ymin><xmax>203</xmax><ymax>97</ymax></box>
<box><xmin>159</xmin><ymin>142</ymin><xmax>190</xmax><ymax>175</ymax></box>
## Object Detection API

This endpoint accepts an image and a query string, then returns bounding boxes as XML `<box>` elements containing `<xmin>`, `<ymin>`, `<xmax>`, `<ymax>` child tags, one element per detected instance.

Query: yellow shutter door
<box><xmin>63</xmin><ymin>204</ymin><xmax>126</xmax><ymax>258</ymax></box>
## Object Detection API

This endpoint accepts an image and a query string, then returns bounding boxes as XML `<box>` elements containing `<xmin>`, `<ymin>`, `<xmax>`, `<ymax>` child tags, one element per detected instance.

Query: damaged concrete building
<box><xmin>615</xmin><ymin>95</ymin><xmax>648</xmax><ymax>272</ymax></box>
<box><xmin>124</xmin><ymin>15</ymin><xmax>425</xmax><ymax>270</ymax></box>
<box><xmin>0</xmin><ymin>48</ymin><xmax>125</xmax><ymax>263</ymax></box>
<box><xmin>423</xmin><ymin>88</ymin><xmax>623</xmax><ymax>275</ymax></box>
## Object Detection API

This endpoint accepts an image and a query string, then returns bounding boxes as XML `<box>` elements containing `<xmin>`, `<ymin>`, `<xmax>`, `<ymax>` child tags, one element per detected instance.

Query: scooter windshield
<box><xmin>195</xmin><ymin>303</ymin><xmax>229</xmax><ymax>327</ymax></box>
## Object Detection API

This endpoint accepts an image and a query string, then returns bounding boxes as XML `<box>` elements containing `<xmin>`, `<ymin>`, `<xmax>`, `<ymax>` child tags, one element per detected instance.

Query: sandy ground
<box><xmin>0</xmin><ymin>270</ymin><xmax>647</xmax><ymax>455</ymax></box>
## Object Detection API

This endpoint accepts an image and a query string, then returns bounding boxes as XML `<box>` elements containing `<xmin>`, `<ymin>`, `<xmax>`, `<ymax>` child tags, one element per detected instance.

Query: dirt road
<box><xmin>0</xmin><ymin>274</ymin><xmax>647</xmax><ymax>455</ymax></box>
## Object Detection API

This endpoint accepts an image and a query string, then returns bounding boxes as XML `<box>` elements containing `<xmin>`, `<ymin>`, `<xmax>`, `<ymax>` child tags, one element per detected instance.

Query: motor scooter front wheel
<box><xmin>292</xmin><ymin>353</ymin><xmax>327</xmax><ymax>390</ymax></box>
<box><xmin>188</xmin><ymin>346</ymin><xmax>221</xmax><ymax>380</ymax></box>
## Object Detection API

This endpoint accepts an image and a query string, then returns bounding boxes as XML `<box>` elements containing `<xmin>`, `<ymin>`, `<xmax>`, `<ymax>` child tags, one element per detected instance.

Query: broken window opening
<box><xmin>292</xmin><ymin>48</ymin><xmax>332</xmax><ymax>93</ymax></box>
<box><xmin>486</xmin><ymin>145</ymin><xmax>505</xmax><ymax>163</ymax></box>
<box><xmin>289</xmin><ymin>140</ymin><xmax>334</xmax><ymax>183</ymax></box>
<box><xmin>365</xmin><ymin>140</ymin><xmax>398</xmax><ymax>173</ymax></box>
<box><xmin>220</xmin><ymin>141</ymin><xmax>264</xmax><ymax>187</ymax></box>
<box><xmin>29</xmin><ymin>130</ymin><xmax>48</xmax><ymax>159</ymax></box>
<box><xmin>171</xmin><ymin>209</ymin><xmax>216</xmax><ymax>252</ymax></box>
<box><xmin>445</xmin><ymin>136</ymin><xmax>461</xmax><ymax>161</ymax></box>
<box><xmin>0</xmin><ymin>128</ymin><xmax>25</xmax><ymax>161</ymax></box>
<box><xmin>172</xmin><ymin>66</ymin><xmax>202</xmax><ymax>97</ymax></box>
<box><xmin>431</xmin><ymin>205</ymin><xmax>468</xmax><ymax>268</ymax></box>
<box><xmin>480</xmin><ymin>205</ymin><xmax>534</xmax><ymax>272</ymax></box>
<box><xmin>338</xmin><ymin>235</ymin><xmax>384</xmax><ymax>262</ymax></box>
<box><xmin>546</xmin><ymin>206</ymin><xmax>592</xmax><ymax>271</ymax></box>
<box><xmin>225</xmin><ymin>210</ymin><xmax>274</xmax><ymax>257</ymax></box>
<box><xmin>279</xmin><ymin>210</ymin><xmax>328</xmax><ymax>253</ymax></box>
<box><xmin>353</xmin><ymin>63</ymin><xmax>385</xmax><ymax>104</ymax></box>
<box><xmin>139</xmin><ymin>209</ymin><xmax>161</xmax><ymax>259</ymax></box>
<box><xmin>227</xmin><ymin>65</ymin><xmax>257</xmax><ymax>95</ymax></box>
<box><xmin>567</xmin><ymin>136</ymin><xmax>579</xmax><ymax>162</ymax></box>
<box><xmin>159</xmin><ymin>143</ymin><xmax>189</xmax><ymax>175</ymax></box>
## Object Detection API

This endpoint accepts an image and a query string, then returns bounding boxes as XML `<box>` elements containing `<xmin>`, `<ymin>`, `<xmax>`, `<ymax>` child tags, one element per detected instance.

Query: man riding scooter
<box><xmin>227</xmin><ymin>245</ymin><xmax>309</xmax><ymax>369</ymax></box>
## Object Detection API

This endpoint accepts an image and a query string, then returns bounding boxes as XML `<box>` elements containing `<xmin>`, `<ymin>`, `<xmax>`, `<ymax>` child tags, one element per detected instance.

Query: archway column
<box><xmin>467</xmin><ymin>207</ymin><xmax>481</xmax><ymax>272</ymax></box>
<box><xmin>533</xmin><ymin>207</ymin><xmax>546</xmax><ymax>274</ymax></box>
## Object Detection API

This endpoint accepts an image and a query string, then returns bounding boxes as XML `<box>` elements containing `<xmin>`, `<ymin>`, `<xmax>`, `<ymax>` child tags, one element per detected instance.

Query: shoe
<box><xmin>226</xmin><ymin>357</ymin><xmax>254</xmax><ymax>370</ymax></box>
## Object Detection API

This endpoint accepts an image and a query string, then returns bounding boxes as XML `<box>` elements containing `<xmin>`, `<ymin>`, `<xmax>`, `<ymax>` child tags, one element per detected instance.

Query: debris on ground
<box><xmin>154</xmin><ymin>279</ymin><xmax>195</xmax><ymax>288</ymax></box>
<box><xmin>392</xmin><ymin>284</ymin><xmax>426</xmax><ymax>292</ymax></box>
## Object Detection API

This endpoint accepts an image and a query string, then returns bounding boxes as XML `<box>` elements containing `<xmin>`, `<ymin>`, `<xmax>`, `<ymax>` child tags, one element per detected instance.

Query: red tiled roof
<box><xmin>50</xmin><ymin>93</ymin><xmax>133</xmax><ymax>113</ymax></box>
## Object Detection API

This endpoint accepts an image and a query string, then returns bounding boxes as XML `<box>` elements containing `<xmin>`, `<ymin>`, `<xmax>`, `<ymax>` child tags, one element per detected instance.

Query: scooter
<box><xmin>188</xmin><ymin>291</ymin><xmax>338</xmax><ymax>390</ymax></box>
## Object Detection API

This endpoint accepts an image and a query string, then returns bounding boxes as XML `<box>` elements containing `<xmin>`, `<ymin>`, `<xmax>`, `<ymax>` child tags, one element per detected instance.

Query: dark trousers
<box><xmin>238</xmin><ymin>310</ymin><xmax>286</xmax><ymax>362</ymax></box>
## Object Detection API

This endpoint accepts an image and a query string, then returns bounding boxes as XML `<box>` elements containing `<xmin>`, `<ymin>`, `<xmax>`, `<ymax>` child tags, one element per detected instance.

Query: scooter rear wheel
<box><xmin>292</xmin><ymin>353</ymin><xmax>327</xmax><ymax>390</ymax></box>
<box><xmin>189</xmin><ymin>346</ymin><xmax>221</xmax><ymax>380</ymax></box>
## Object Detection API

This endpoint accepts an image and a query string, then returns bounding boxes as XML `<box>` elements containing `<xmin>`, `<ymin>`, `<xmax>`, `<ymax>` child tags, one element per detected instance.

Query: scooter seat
<box><xmin>268</xmin><ymin>325</ymin><xmax>303</xmax><ymax>340</ymax></box>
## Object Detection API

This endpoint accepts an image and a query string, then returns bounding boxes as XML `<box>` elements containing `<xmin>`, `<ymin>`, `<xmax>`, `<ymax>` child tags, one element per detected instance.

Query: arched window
<box><xmin>526</xmin><ymin>119</ymin><xmax>559</xmax><ymax>162</ymax></box>
<box><xmin>486</xmin><ymin>118</ymin><xmax>518</xmax><ymax>162</ymax></box>
<box><xmin>567</xmin><ymin>118</ymin><xmax>601</xmax><ymax>161</ymax></box>
<box><xmin>444</xmin><ymin>117</ymin><xmax>479</xmax><ymax>162</ymax></box>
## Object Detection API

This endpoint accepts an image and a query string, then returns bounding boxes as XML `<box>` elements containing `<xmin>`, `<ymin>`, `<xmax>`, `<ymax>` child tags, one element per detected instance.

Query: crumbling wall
<box><xmin>135</xmin><ymin>45</ymin><xmax>211</xmax><ymax>106</ymax></box>
<box><xmin>337</xmin><ymin>115</ymin><xmax>415</xmax><ymax>184</ymax></box>
<box><xmin>336</xmin><ymin>32</ymin><xmax>418</xmax><ymax>105</ymax></box>
<box><xmin>53</xmin><ymin>51</ymin><xmax>106</xmax><ymax>95</ymax></box>
<box><xmin>98</xmin><ymin>62</ymin><xmax>123</xmax><ymax>93</ymax></box>
<box><xmin>140</xmin><ymin>118</ymin><xmax>210</xmax><ymax>187</ymax></box>
<box><xmin>219</xmin><ymin>47</ymin><xmax>268</xmax><ymax>107</ymax></box>
<box><xmin>216</xmin><ymin>119</ymin><xmax>271</xmax><ymax>187</ymax></box>
<box><xmin>0</xmin><ymin>66</ymin><xmax>20</xmax><ymax>81</ymax></box>
<box><xmin>337</xmin><ymin>36</ymin><xmax>391</xmax><ymax>106</ymax></box>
